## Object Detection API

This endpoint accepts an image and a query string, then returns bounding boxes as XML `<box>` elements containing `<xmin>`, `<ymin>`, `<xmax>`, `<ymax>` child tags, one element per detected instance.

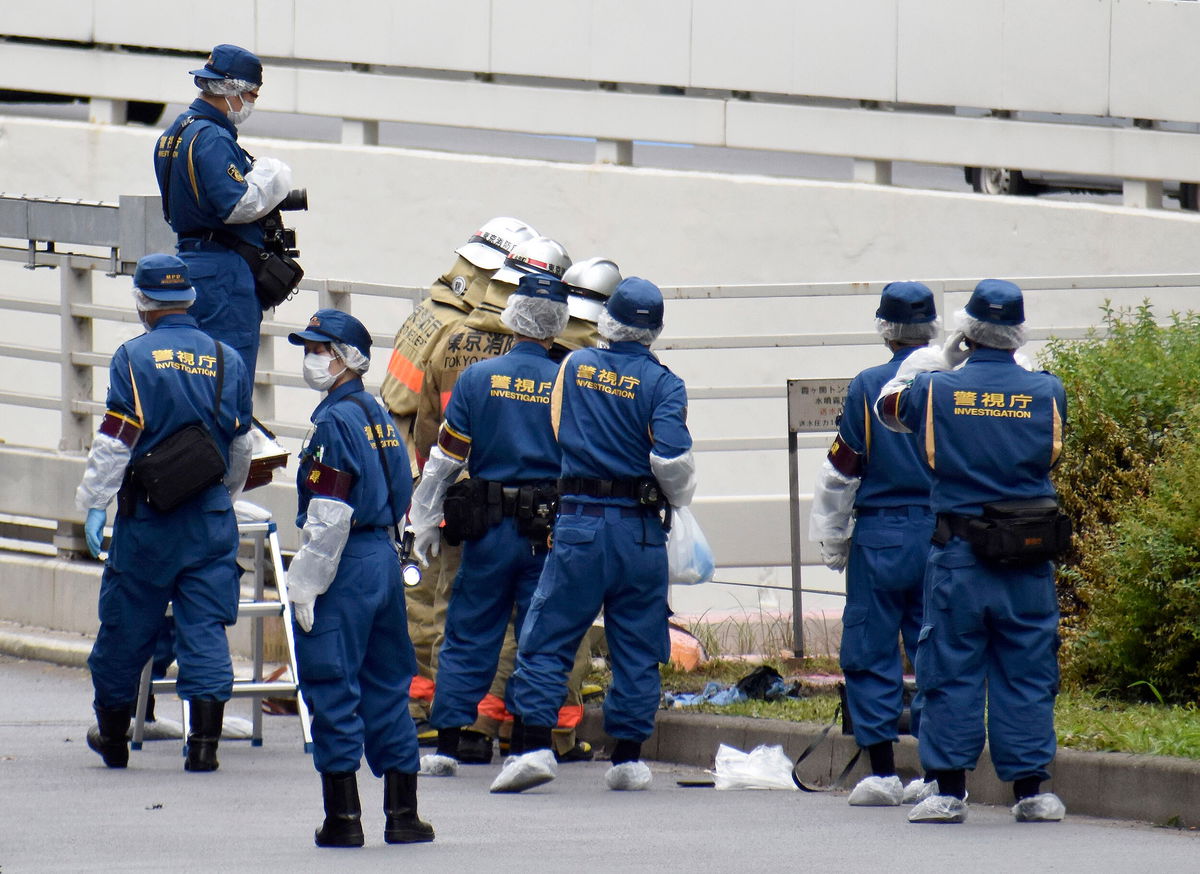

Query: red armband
<box><xmin>305</xmin><ymin>461</ymin><xmax>354</xmax><ymax>500</ymax></box>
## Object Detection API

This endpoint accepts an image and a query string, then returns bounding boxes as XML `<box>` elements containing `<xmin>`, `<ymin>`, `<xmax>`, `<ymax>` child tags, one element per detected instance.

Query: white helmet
<box><xmin>563</xmin><ymin>257</ymin><xmax>621</xmax><ymax>323</ymax></box>
<box><xmin>456</xmin><ymin>217</ymin><xmax>539</xmax><ymax>271</ymax></box>
<box><xmin>491</xmin><ymin>236</ymin><xmax>572</xmax><ymax>286</ymax></box>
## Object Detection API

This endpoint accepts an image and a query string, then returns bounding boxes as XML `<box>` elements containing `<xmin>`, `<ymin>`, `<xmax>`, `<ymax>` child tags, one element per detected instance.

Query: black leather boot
<box><xmin>87</xmin><ymin>703</ymin><xmax>132</xmax><ymax>768</ymax></box>
<box><xmin>184</xmin><ymin>699</ymin><xmax>224</xmax><ymax>772</ymax></box>
<box><xmin>315</xmin><ymin>771</ymin><xmax>365</xmax><ymax>848</ymax></box>
<box><xmin>456</xmin><ymin>729</ymin><xmax>493</xmax><ymax>764</ymax></box>
<box><xmin>383</xmin><ymin>771</ymin><xmax>435</xmax><ymax>844</ymax></box>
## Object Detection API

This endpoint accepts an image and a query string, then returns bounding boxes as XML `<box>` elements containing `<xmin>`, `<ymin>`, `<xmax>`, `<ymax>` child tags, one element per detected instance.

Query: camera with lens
<box><xmin>260</xmin><ymin>187</ymin><xmax>307</xmax><ymax>259</ymax></box>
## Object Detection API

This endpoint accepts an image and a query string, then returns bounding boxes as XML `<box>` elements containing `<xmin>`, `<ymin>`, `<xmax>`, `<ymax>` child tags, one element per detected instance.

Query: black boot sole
<box><xmin>384</xmin><ymin>823</ymin><xmax>435</xmax><ymax>844</ymax></box>
<box><xmin>315</xmin><ymin>824</ymin><xmax>365</xmax><ymax>848</ymax></box>
<box><xmin>86</xmin><ymin>726</ymin><xmax>128</xmax><ymax>768</ymax></box>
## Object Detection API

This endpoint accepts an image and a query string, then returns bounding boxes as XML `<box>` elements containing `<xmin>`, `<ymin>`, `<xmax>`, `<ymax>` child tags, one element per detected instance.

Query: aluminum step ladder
<box><xmin>131</xmin><ymin>519</ymin><xmax>313</xmax><ymax>753</ymax></box>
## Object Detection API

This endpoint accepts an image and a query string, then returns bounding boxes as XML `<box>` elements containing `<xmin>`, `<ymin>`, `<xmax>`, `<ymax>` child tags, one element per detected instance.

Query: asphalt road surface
<box><xmin>1</xmin><ymin>654</ymin><xmax>1197</xmax><ymax>873</ymax></box>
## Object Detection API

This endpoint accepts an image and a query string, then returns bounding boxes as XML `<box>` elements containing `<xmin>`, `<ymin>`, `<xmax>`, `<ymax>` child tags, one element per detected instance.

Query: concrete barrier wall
<box><xmin>3</xmin><ymin>116</ymin><xmax>1199</xmax><ymax>288</ymax></box>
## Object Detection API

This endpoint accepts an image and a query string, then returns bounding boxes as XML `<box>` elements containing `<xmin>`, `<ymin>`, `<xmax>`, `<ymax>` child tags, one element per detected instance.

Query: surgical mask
<box><xmin>225</xmin><ymin>94</ymin><xmax>255</xmax><ymax>126</ymax></box>
<box><xmin>303</xmin><ymin>352</ymin><xmax>339</xmax><ymax>392</ymax></box>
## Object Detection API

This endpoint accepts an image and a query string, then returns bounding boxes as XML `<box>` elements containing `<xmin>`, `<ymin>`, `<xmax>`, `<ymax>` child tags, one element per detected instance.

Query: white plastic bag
<box><xmin>712</xmin><ymin>743</ymin><xmax>797</xmax><ymax>791</ymax></box>
<box><xmin>667</xmin><ymin>506</ymin><xmax>715</xmax><ymax>585</ymax></box>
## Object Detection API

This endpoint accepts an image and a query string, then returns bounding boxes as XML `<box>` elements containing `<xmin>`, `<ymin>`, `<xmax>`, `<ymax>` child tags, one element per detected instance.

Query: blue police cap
<box><xmin>606</xmin><ymin>277</ymin><xmax>664</xmax><ymax>330</ymax></box>
<box><xmin>513</xmin><ymin>272</ymin><xmax>568</xmax><ymax>304</ymax></box>
<box><xmin>965</xmin><ymin>279</ymin><xmax>1025</xmax><ymax>326</ymax></box>
<box><xmin>133</xmin><ymin>254</ymin><xmax>195</xmax><ymax>303</ymax></box>
<box><xmin>190</xmin><ymin>44</ymin><xmax>263</xmax><ymax>87</ymax></box>
<box><xmin>876</xmin><ymin>281</ymin><xmax>936</xmax><ymax>324</ymax></box>
<box><xmin>288</xmin><ymin>309</ymin><xmax>373</xmax><ymax>360</ymax></box>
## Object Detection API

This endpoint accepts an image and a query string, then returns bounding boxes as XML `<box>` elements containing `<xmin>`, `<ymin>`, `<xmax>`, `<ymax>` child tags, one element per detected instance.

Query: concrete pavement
<box><xmin>5</xmin><ymin>654</ymin><xmax>1200</xmax><ymax>874</ymax></box>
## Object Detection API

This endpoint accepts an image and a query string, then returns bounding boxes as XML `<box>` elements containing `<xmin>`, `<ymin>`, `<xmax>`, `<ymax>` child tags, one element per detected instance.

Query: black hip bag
<box><xmin>121</xmin><ymin>343</ymin><xmax>227</xmax><ymax>515</ymax></box>
<box><xmin>936</xmin><ymin>497</ymin><xmax>1072</xmax><ymax>566</ymax></box>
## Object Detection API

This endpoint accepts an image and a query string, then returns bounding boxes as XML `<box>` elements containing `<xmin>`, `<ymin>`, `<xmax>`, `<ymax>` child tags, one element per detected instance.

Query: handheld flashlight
<box><xmin>399</xmin><ymin>528</ymin><xmax>422</xmax><ymax>588</ymax></box>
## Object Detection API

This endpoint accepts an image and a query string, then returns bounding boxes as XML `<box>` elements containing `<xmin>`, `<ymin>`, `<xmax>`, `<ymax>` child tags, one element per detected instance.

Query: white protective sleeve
<box><xmin>808</xmin><ymin>458</ymin><xmax>861</xmax><ymax>543</ymax></box>
<box><xmin>650</xmin><ymin>449</ymin><xmax>697</xmax><ymax>508</ymax></box>
<box><xmin>874</xmin><ymin>345</ymin><xmax>949</xmax><ymax>433</ymax></box>
<box><xmin>286</xmin><ymin>498</ymin><xmax>353</xmax><ymax>604</ymax></box>
<box><xmin>409</xmin><ymin>445</ymin><xmax>467</xmax><ymax>532</ymax></box>
<box><xmin>225</xmin><ymin>156</ymin><xmax>293</xmax><ymax>224</ymax></box>
<box><xmin>224</xmin><ymin>431</ymin><xmax>254</xmax><ymax>501</ymax></box>
<box><xmin>75</xmin><ymin>433</ymin><xmax>132</xmax><ymax>511</ymax></box>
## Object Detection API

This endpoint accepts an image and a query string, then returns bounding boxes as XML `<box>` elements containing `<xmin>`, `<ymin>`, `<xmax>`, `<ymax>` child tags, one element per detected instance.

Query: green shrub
<box><xmin>1041</xmin><ymin>304</ymin><xmax>1200</xmax><ymax>700</ymax></box>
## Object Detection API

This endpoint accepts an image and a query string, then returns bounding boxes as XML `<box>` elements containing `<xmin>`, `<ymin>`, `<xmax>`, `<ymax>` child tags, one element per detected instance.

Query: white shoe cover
<box><xmin>1012</xmin><ymin>793</ymin><xmax>1066</xmax><ymax>822</ymax></box>
<box><xmin>847</xmin><ymin>775</ymin><xmax>904</xmax><ymax>806</ymax></box>
<box><xmin>605</xmin><ymin>761</ymin><xmax>653</xmax><ymax>791</ymax></box>
<box><xmin>419</xmin><ymin>754</ymin><xmax>459</xmax><ymax>777</ymax></box>
<box><xmin>908</xmin><ymin>794</ymin><xmax>968</xmax><ymax>823</ymax></box>
<box><xmin>489</xmin><ymin>749</ymin><xmax>557</xmax><ymax>793</ymax></box>
<box><xmin>902</xmin><ymin>777</ymin><xmax>939</xmax><ymax>804</ymax></box>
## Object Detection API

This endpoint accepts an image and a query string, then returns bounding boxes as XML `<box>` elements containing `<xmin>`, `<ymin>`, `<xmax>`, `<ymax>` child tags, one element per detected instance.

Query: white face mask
<box><xmin>225</xmin><ymin>93</ymin><xmax>255</xmax><ymax>126</ymax></box>
<box><xmin>303</xmin><ymin>352</ymin><xmax>340</xmax><ymax>392</ymax></box>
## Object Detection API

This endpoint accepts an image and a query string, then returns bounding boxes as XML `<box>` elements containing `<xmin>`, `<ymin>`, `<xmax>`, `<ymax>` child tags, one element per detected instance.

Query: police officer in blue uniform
<box><xmin>498</xmin><ymin>277</ymin><xmax>695</xmax><ymax>794</ymax></box>
<box><xmin>76</xmin><ymin>254</ymin><xmax>253</xmax><ymax>772</ymax></box>
<box><xmin>810</xmin><ymin>282</ymin><xmax>939</xmax><ymax>807</ymax></box>
<box><xmin>406</xmin><ymin>273</ymin><xmax>571</xmax><ymax>777</ymax></box>
<box><xmin>287</xmin><ymin>309</ymin><xmax>434</xmax><ymax>849</ymax></box>
<box><xmin>875</xmin><ymin>279</ymin><xmax>1068</xmax><ymax>824</ymax></box>
<box><xmin>154</xmin><ymin>43</ymin><xmax>295</xmax><ymax>377</ymax></box>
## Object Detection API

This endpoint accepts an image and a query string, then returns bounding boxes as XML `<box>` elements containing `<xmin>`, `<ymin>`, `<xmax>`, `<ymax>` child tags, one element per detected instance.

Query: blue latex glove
<box><xmin>85</xmin><ymin>508</ymin><xmax>106</xmax><ymax>559</ymax></box>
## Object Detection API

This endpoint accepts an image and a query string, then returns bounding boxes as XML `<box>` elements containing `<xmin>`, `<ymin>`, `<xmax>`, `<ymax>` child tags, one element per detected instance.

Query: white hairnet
<box><xmin>598</xmin><ymin>310</ymin><xmax>662</xmax><ymax>346</ymax></box>
<box><xmin>197</xmin><ymin>77</ymin><xmax>257</xmax><ymax>96</ymax></box>
<box><xmin>500</xmin><ymin>295</ymin><xmax>569</xmax><ymax>340</ymax></box>
<box><xmin>132</xmin><ymin>288</ymin><xmax>191</xmax><ymax>312</ymax></box>
<box><xmin>876</xmin><ymin>317</ymin><xmax>940</xmax><ymax>344</ymax></box>
<box><xmin>953</xmin><ymin>308</ymin><xmax>1026</xmax><ymax>350</ymax></box>
<box><xmin>331</xmin><ymin>341</ymin><xmax>370</xmax><ymax>376</ymax></box>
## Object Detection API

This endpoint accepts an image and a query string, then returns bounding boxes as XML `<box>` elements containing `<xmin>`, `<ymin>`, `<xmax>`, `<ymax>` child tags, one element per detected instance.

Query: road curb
<box><xmin>5</xmin><ymin>624</ymin><xmax>1197</xmax><ymax>829</ymax></box>
<box><xmin>581</xmin><ymin>707</ymin><xmax>1200</xmax><ymax>828</ymax></box>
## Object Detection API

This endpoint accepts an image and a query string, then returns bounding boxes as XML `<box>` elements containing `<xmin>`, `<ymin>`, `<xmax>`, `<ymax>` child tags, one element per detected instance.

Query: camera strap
<box><xmin>159</xmin><ymin>115</ymin><xmax>199</xmax><ymax>225</ymax></box>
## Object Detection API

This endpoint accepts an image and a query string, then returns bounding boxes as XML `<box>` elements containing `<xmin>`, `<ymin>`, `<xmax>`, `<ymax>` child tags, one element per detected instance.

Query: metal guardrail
<box><xmin>4</xmin><ymin>193</ymin><xmax>1200</xmax><ymax>629</ymax></box>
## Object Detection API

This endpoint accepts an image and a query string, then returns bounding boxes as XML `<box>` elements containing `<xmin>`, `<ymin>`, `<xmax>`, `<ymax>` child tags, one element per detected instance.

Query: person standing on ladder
<box><xmin>76</xmin><ymin>254</ymin><xmax>253</xmax><ymax>773</ymax></box>
<box><xmin>287</xmin><ymin>309</ymin><xmax>434</xmax><ymax>849</ymax></box>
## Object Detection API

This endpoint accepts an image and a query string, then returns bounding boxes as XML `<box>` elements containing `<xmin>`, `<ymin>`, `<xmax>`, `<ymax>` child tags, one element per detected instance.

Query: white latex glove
<box><xmin>943</xmin><ymin>331</ymin><xmax>971</xmax><ymax>368</ymax></box>
<box><xmin>412</xmin><ymin>525</ymin><xmax>441</xmax><ymax>567</ymax></box>
<box><xmin>820</xmin><ymin>540</ymin><xmax>849</xmax><ymax>572</ymax></box>
<box><xmin>293</xmin><ymin>599</ymin><xmax>315</xmax><ymax>633</ymax></box>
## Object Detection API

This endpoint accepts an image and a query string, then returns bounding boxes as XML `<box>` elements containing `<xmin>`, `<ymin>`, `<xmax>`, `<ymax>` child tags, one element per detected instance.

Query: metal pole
<box><xmin>59</xmin><ymin>259</ymin><xmax>93</xmax><ymax>452</ymax></box>
<box><xmin>787</xmin><ymin>411</ymin><xmax>805</xmax><ymax>658</ymax></box>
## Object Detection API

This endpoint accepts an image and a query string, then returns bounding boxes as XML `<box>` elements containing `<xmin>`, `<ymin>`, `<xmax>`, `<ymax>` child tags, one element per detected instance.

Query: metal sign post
<box><xmin>786</xmin><ymin>377</ymin><xmax>851</xmax><ymax>657</ymax></box>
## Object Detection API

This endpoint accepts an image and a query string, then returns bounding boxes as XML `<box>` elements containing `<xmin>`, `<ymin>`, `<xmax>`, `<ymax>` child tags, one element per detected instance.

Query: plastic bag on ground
<box><xmin>712</xmin><ymin>743</ymin><xmax>797</xmax><ymax>791</ymax></box>
<box><xmin>667</xmin><ymin>506</ymin><xmax>715</xmax><ymax>585</ymax></box>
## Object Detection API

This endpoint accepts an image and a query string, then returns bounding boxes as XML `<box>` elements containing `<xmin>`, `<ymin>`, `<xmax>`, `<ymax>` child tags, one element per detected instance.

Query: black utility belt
<box><xmin>558</xmin><ymin>475</ymin><xmax>663</xmax><ymax>506</ymax></box>
<box><xmin>934</xmin><ymin>498</ymin><xmax>1072</xmax><ymax>566</ymax></box>
<box><xmin>441</xmin><ymin>479</ymin><xmax>558</xmax><ymax>546</ymax></box>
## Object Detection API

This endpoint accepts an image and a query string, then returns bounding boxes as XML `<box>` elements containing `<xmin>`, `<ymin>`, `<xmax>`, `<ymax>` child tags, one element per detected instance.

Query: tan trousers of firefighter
<box><xmin>406</xmin><ymin>534</ymin><xmax>461</xmax><ymax>721</ymax></box>
<box><xmin>471</xmin><ymin>618</ymin><xmax>591</xmax><ymax>756</ymax></box>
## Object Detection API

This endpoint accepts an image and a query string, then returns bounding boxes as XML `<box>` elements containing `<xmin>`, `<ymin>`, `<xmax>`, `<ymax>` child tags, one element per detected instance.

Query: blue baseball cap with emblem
<box><xmin>134</xmin><ymin>253</ymin><xmax>196</xmax><ymax>303</ymax></box>
<box><xmin>606</xmin><ymin>277</ymin><xmax>664</xmax><ymax>330</ymax></box>
<box><xmin>512</xmin><ymin>272</ymin><xmax>568</xmax><ymax>304</ymax></box>
<box><xmin>965</xmin><ymin>279</ymin><xmax>1025</xmax><ymax>326</ymax></box>
<box><xmin>190</xmin><ymin>44</ymin><xmax>263</xmax><ymax>87</ymax></box>
<box><xmin>288</xmin><ymin>309</ymin><xmax>373</xmax><ymax>360</ymax></box>
<box><xmin>877</xmin><ymin>281</ymin><xmax>936</xmax><ymax>324</ymax></box>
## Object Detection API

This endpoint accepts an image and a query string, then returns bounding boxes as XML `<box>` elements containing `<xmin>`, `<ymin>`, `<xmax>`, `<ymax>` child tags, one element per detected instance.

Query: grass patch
<box><xmin>592</xmin><ymin>658</ymin><xmax>1200</xmax><ymax>761</ymax></box>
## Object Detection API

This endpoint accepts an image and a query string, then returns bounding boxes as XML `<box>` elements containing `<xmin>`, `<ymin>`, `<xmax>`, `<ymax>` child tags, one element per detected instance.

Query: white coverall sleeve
<box><xmin>409</xmin><ymin>445</ymin><xmax>466</xmax><ymax>531</ymax></box>
<box><xmin>75</xmin><ymin>434</ymin><xmax>132</xmax><ymax>511</ymax></box>
<box><xmin>650</xmin><ymin>449</ymin><xmax>696</xmax><ymax>508</ymax></box>
<box><xmin>874</xmin><ymin>345</ymin><xmax>948</xmax><ymax>433</ymax></box>
<box><xmin>286</xmin><ymin>498</ymin><xmax>353</xmax><ymax>604</ymax></box>
<box><xmin>224</xmin><ymin>431</ymin><xmax>253</xmax><ymax>501</ymax></box>
<box><xmin>225</xmin><ymin>156</ymin><xmax>293</xmax><ymax>224</ymax></box>
<box><xmin>808</xmin><ymin>459</ymin><xmax>861</xmax><ymax>543</ymax></box>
